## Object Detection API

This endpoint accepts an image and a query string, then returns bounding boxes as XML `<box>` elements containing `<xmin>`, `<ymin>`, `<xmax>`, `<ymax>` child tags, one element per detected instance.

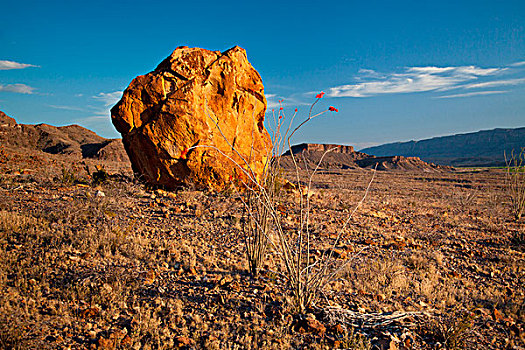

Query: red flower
<box><xmin>316</xmin><ymin>91</ymin><xmax>325</xmax><ymax>98</ymax></box>
<box><xmin>295</xmin><ymin>108</ymin><xmax>298</xmax><ymax>112</ymax></box>
<box><xmin>279</xmin><ymin>107</ymin><xmax>283</xmax><ymax>110</ymax></box>
<box><xmin>279</xmin><ymin>115</ymin><xmax>283</xmax><ymax>119</ymax></box>
<box><xmin>180</xmin><ymin>148</ymin><xmax>189</xmax><ymax>159</ymax></box>
<box><xmin>328</xmin><ymin>106</ymin><xmax>338</xmax><ymax>112</ymax></box>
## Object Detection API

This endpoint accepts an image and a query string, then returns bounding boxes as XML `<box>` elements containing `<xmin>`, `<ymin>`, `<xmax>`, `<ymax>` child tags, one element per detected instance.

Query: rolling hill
<box><xmin>0</xmin><ymin>110</ymin><xmax>128</xmax><ymax>162</ymax></box>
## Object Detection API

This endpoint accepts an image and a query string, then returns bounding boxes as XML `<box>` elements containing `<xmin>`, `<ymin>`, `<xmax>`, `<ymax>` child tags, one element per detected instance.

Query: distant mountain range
<box><xmin>361</xmin><ymin>127</ymin><xmax>525</xmax><ymax>167</ymax></box>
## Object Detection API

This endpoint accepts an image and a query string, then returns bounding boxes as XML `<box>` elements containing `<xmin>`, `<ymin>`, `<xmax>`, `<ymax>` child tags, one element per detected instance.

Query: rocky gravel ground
<box><xmin>0</xmin><ymin>146</ymin><xmax>524</xmax><ymax>349</ymax></box>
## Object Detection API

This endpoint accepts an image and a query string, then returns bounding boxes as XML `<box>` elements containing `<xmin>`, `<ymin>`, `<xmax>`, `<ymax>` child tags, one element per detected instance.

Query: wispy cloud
<box><xmin>0</xmin><ymin>60</ymin><xmax>39</xmax><ymax>70</ymax></box>
<box><xmin>435</xmin><ymin>90</ymin><xmax>507</xmax><ymax>99</ymax></box>
<box><xmin>265</xmin><ymin>93</ymin><xmax>311</xmax><ymax>112</ymax></box>
<box><xmin>0</xmin><ymin>83</ymin><xmax>35</xmax><ymax>94</ymax></box>
<box><xmin>328</xmin><ymin>65</ymin><xmax>505</xmax><ymax>98</ymax></box>
<box><xmin>73</xmin><ymin>115</ymin><xmax>110</xmax><ymax>124</ymax></box>
<box><xmin>265</xmin><ymin>94</ymin><xmax>283</xmax><ymax>110</ymax></box>
<box><xmin>510</xmin><ymin>61</ymin><xmax>525</xmax><ymax>67</ymax></box>
<box><xmin>92</xmin><ymin>91</ymin><xmax>122</xmax><ymax>106</ymax></box>
<box><xmin>47</xmin><ymin>104</ymin><xmax>86</xmax><ymax>111</ymax></box>
<box><xmin>463</xmin><ymin>77</ymin><xmax>525</xmax><ymax>89</ymax></box>
<box><xmin>356</xmin><ymin>68</ymin><xmax>387</xmax><ymax>80</ymax></box>
<box><xmin>354</xmin><ymin>141</ymin><xmax>381</xmax><ymax>150</ymax></box>
<box><xmin>409</xmin><ymin>66</ymin><xmax>502</xmax><ymax>76</ymax></box>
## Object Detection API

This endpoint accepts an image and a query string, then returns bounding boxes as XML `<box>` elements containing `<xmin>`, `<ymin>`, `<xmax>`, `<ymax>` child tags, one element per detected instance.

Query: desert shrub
<box><xmin>511</xmin><ymin>230</ymin><xmax>525</xmax><ymax>251</ymax></box>
<box><xmin>192</xmin><ymin>95</ymin><xmax>374</xmax><ymax>313</ymax></box>
<box><xmin>91</xmin><ymin>168</ymin><xmax>109</xmax><ymax>185</ymax></box>
<box><xmin>0</xmin><ymin>315</ymin><xmax>28</xmax><ymax>350</ymax></box>
<box><xmin>419</xmin><ymin>310</ymin><xmax>475</xmax><ymax>349</ymax></box>
<box><xmin>505</xmin><ymin>148</ymin><xmax>525</xmax><ymax>220</ymax></box>
<box><xmin>0</xmin><ymin>210</ymin><xmax>40</xmax><ymax>234</ymax></box>
<box><xmin>59</xmin><ymin>165</ymin><xmax>76</xmax><ymax>185</ymax></box>
<box><xmin>336</xmin><ymin>327</ymin><xmax>372</xmax><ymax>349</ymax></box>
<box><xmin>242</xmin><ymin>191</ymin><xmax>271</xmax><ymax>277</ymax></box>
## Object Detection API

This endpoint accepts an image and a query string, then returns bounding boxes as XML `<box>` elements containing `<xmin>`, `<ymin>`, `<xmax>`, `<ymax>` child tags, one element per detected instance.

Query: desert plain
<box><xmin>0</xmin><ymin>140</ymin><xmax>523</xmax><ymax>350</ymax></box>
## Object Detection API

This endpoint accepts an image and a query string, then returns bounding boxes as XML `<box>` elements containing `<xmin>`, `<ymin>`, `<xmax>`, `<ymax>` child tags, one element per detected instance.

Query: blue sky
<box><xmin>1</xmin><ymin>0</ymin><xmax>524</xmax><ymax>149</ymax></box>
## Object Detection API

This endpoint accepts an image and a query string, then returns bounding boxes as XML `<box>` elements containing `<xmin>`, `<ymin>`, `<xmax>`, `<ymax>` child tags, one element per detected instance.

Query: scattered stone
<box><xmin>80</xmin><ymin>307</ymin><xmax>100</xmax><ymax>319</ymax></box>
<box><xmin>174</xmin><ymin>335</ymin><xmax>193</xmax><ymax>347</ymax></box>
<box><xmin>292</xmin><ymin>315</ymin><xmax>326</xmax><ymax>336</ymax></box>
<box><xmin>120</xmin><ymin>335</ymin><xmax>132</xmax><ymax>347</ymax></box>
<box><xmin>97</xmin><ymin>336</ymin><xmax>115</xmax><ymax>350</ymax></box>
<box><xmin>376</xmin><ymin>337</ymin><xmax>398</xmax><ymax>350</ymax></box>
<box><xmin>144</xmin><ymin>269</ymin><xmax>156</xmax><ymax>285</ymax></box>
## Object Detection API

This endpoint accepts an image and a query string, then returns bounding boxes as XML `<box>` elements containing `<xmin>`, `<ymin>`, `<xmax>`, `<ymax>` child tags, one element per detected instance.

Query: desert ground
<box><xmin>0</xmin><ymin>145</ymin><xmax>523</xmax><ymax>350</ymax></box>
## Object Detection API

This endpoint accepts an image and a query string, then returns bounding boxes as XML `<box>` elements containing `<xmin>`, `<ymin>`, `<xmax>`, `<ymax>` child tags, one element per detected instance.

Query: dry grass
<box><xmin>0</xmin><ymin>145</ymin><xmax>524</xmax><ymax>349</ymax></box>
<box><xmin>506</xmin><ymin>149</ymin><xmax>525</xmax><ymax>221</ymax></box>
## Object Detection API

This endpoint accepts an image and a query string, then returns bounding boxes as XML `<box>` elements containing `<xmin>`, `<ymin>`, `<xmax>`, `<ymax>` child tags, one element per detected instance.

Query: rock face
<box><xmin>111</xmin><ymin>46</ymin><xmax>271</xmax><ymax>190</ymax></box>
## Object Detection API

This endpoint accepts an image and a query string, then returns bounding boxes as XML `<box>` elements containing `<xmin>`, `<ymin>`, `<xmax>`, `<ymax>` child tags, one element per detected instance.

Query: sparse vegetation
<box><xmin>0</xmin><ymin>137</ymin><xmax>524</xmax><ymax>349</ymax></box>
<box><xmin>60</xmin><ymin>165</ymin><xmax>77</xmax><ymax>185</ymax></box>
<box><xmin>242</xmin><ymin>191</ymin><xmax>271</xmax><ymax>277</ymax></box>
<box><xmin>199</xmin><ymin>95</ymin><xmax>374</xmax><ymax>314</ymax></box>
<box><xmin>420</xmin><ymin>310</ymin><xmax>475</xmax><ymax>349</ymax></box>
<box><xmin>505</xmin><ymin>148</ymin><xmax>525</xmax><ymax>221</ymax></box>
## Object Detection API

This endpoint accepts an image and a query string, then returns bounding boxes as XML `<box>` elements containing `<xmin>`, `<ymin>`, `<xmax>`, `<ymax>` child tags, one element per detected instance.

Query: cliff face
<box><xmin>286</xmin><ymin>143</ymin><xmax>355</xmax><ymax>155</ymax></box>
<box><xmin>281</xmin><ymin>143</ymin><xmax>449</xmax><ymax>172</ymax></box>
<box><xmin>361</xmin><ymin>127</ymin><xmax>525</xmax><ymax>167</ymax></box>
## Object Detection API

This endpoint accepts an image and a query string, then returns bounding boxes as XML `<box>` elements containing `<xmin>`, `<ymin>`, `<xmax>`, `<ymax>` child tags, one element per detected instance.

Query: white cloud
<box><xmin>0</xmin><ymin>83</ymin><xmax>35</xmax><ymax>94</ymax></box>
<box><xmin>0</xmin><ymin>60</ymin><xmax>38</xmax><ymax>70</ymax></box>
<box><xmin>435</xmin><ymin>90</ymin><xmax>507</xmax><ymax>99</ymax></box>
<box><xmin>47</xmin><ymin>104</ymin><xmax>86</xmax><ymax>111</ymax></box>
<box><xmin>510</xmin><ymin>61</ymin><xmax>525</xmax><ymax>67</ymax></box>
<box><xmin>447</xmin><ymin>66</ymin><xmax>503</xmax><ymax>76</ymax></box>
<box><xmin>265</xmin><ymin>93</ymin><xmax>310</xmax><ymax>111</ymax></box>
<box><xmin>328</xmin><ymin>65</ymin><xmax>505</xmax><ymax>98</ymax></box>
<box><xmin>73</xmin><ymin>115</ymin><xmax>110</xmax><ymax>124</ymax></box>
<box><xmin>92</xmin><ymin>91</ymin><xmax>122</xmax><ymax>106</ymax></box>
<box><xmin>356</xmin><ymin>69</ymin><xmax>387</xmax><ymax>79</ymax></box>
<box><xmin>406</xmin><ymin>66</ymin><xmax>456</xmax><ymax>74</ymax></box>
<box><xmin>265</xmin><ymin>94</ymin><xmax>280</xmax><ymax>109</ymax></box>
<box><xmin>463</xmin><ymin>77</ymin><xmax>525</xmax><ymax>89</ymax></box>
<box><xmin>354</xmin><ymin>141</ymin><xmax>381</xmax><ymax>150</ymax></box>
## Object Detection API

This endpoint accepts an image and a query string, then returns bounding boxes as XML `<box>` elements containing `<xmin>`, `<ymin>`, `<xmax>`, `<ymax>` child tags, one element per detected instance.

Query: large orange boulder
<box><xmin>111</xmin><ymin>46</ymin><xmax>271</xmax><ymax>190</ymax></box>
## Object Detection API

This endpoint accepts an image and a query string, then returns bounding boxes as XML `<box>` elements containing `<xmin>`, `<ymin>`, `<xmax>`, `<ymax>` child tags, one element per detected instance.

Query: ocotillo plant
<box><xmin>189</xmin><ymin>93</ymin><xmax>374</xmax><ymax>313</ymax></box>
